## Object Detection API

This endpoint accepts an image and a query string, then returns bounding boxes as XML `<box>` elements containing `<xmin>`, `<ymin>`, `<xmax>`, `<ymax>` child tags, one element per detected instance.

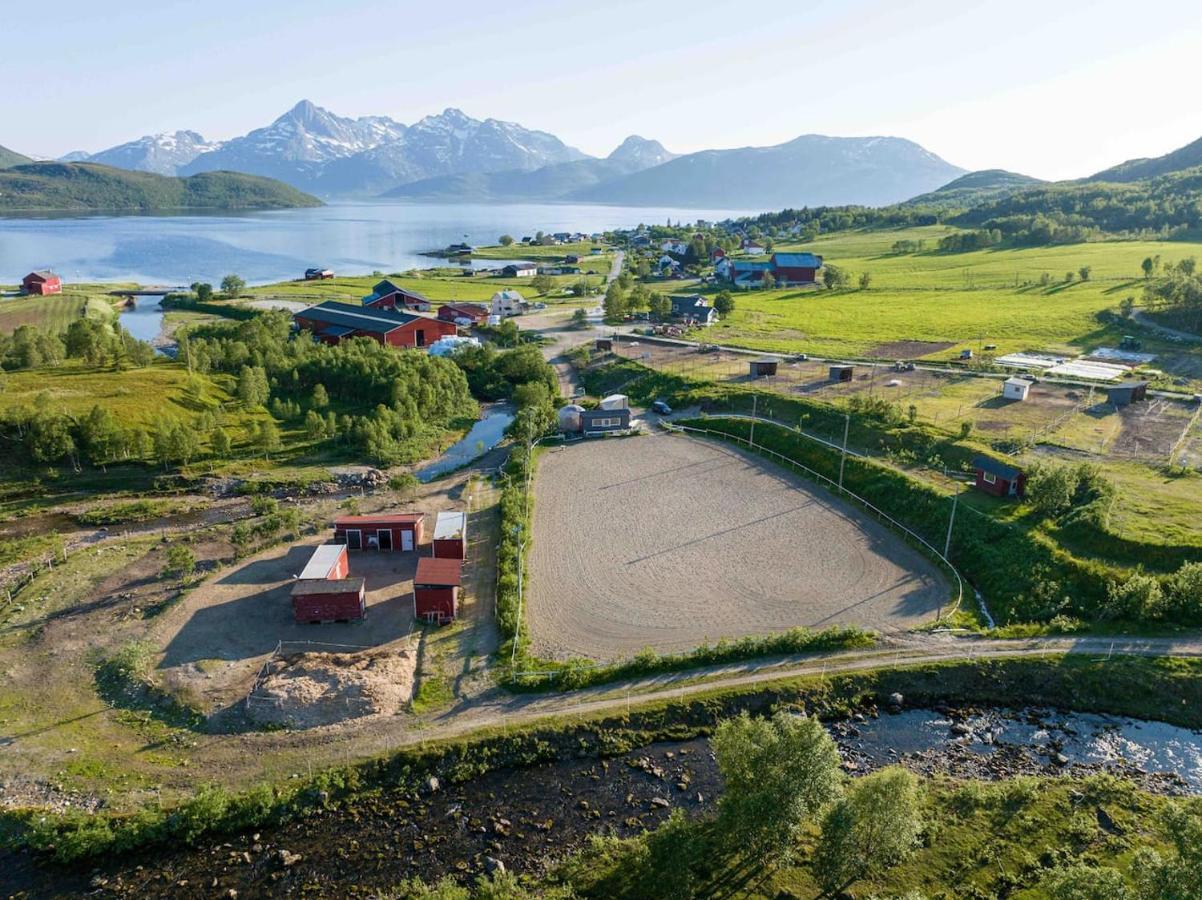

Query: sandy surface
<box><xmin>527</xmin><ymin>432</ymin><xmax>948</xmax><ymax>660</ymax></box>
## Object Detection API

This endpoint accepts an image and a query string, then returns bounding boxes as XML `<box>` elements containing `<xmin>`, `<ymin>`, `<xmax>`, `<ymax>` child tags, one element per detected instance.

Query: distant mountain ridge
<box><xmin>902</xmin><ymin>169</ymin><xmax>1046</xmax><ymax>208</ymax></box>
<box><xmin>83</xmin><ymin>130</ymin><xmax>224</xmax><ymax>176</ymax></box>
<box><xmin>0</xmin><ymin>144</ymin><xmax>32</xmax><ymax>169</ymax></box>
<box><xmin>0</xmin><ymin>162</ymin><xmax>321</xmax><ymax>212</ymax></box>
<box><xmin>1085</xmin><ymin>134</ymin><xmax>1202</xmax><ymax>184</ymax></box>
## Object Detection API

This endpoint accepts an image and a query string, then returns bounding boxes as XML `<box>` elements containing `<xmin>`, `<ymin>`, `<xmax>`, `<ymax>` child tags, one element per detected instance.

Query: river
<box><xmin>0</xmin><ymin>201</ymin><xmax>755</xmax><ymax>285</ymax></box>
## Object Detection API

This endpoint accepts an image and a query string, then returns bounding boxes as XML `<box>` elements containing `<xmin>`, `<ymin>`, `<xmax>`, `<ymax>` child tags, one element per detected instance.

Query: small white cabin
<box><xmin>1002</xmin><ymin>377</ymin><xmax>1031</xmax><ymax>401</ymax></box>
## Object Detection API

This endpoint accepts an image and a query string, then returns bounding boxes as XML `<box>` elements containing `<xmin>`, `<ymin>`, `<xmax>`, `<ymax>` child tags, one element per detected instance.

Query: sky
<box><xmin>4</xmin><ymin>0</ymin><xmax>1201</xmax><ymax>181</ymax></box>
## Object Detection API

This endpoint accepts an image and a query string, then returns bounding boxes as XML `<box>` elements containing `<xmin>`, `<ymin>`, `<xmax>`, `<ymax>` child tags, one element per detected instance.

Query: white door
<box><xmin>401</xmin><ymin>529</ymin><xmax>414</xmax><ymax>551</ymax></box>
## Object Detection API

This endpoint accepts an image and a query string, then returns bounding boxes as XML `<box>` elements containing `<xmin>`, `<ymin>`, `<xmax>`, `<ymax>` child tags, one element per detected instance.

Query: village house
<box><xmin>668</xmin><ymin>294</ymin><xmax>717</xmax><ymax>326</ymax></box>
<box><xmin>437</xmin><ymin>302</ymin><xmax>490</xmax><ymax>326</ymax></box>
<box><xmin>362</xmin><ymin>279</ymin><xmax>432</xmax><ymax>312</ymax></box>
<box><xmin>725</xmin><ymin>252</ymin><xmax>823</xmax><ymax>288</ymax></box>
<box><xmin>741</xmin><ymin>240</ymin><xmax>767</xmax><ymax>255</ymax></box>
<box><xmin>22</xmin><ymin>271</ymin><xmax>62</xmax><ymax>295</ymax></box>
<box><xmin>294</xmin><ymin>301</ymin><xmax>456</xmax><ymax>348</ymax></box>
<box><xmin>972</xmin><ymin>456</ymin><xmax>1027</xmax><ymax>499</ymax></box>
<box><xmin>501</xmin><ymin>263</ymin><xmax>538</xmax><ymax>278</ymax></box>
<box><xmin>491</xmin><ymin>289</ymin><xmax>526</xmax><ymax>317</ymax></box>
<box><xmin>661</xmin><ymin>239</ymin><xmax>689</xmax><ymax>255</ymax></box>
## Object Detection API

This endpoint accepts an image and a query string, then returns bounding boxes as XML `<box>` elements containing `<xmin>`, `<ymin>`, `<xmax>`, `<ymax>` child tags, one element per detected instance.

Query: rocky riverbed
<box><xmin>8</xmin><ymin>703</ymin><xmax>1202</xmax><ymax>897</ymax></box>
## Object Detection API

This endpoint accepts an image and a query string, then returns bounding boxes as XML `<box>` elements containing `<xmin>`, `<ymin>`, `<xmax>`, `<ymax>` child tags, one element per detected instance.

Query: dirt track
<box><xmin>527</xmin><ymin>432</ymin><xmax>948</xmax><ymax>660</ymax></box>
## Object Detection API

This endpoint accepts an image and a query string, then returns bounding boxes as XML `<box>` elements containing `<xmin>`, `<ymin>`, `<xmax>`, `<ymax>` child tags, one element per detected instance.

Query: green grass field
<box><xmin>0</xmin><ymin>285</ymin><xmax>122</xmax><ymax>335</ymax></box>
<box><xmin>709</xmin><ymin>226</ymin><xmax>1202</xmax><ymax>360</ymax></box>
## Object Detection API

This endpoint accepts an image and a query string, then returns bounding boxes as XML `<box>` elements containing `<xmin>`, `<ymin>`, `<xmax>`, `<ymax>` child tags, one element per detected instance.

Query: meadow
<box><xmin>709</xmin><ymin>226</ymin><xmax>1202</xmax><ymax>360</ymax></box>
<box><xmin>0</xmin><ymin>286</ymin><xmax>122</xmax><ymax>334</ymax></box>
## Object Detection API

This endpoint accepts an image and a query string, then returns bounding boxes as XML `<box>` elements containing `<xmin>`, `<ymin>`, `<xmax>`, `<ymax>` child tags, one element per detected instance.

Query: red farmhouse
<box><xmin>291</xmin><ymin>578</ymin><xmax>366</xmax><ymax>623</ymax></box>
<box><xmin>972</xmin><ymin>455</ymin><xmax>1026</xmax><ymax>499</ymax></box>
<box><xmin>437</xmin><ymin>302</ymin><xmax>490</xmax><ymax>326</ymax></box>
<box><xmin>294</xmin><ymin>301</ymin><xmax>456</xmax><ymax>348</ymax></box>
<box><xmin>334</xmin><ymin>513</ymin><xmax>424</xmax><ymax>552</ymax></box>
<box><xmin>362</xmin><ymin>279</ymin><xmax>432</xmax><ymax>312</ymax></box>
<box><xmin>413</xmin><ymin>556</ymin><xmax>462</xmax><ymax>624</ymax></box>
<box><xmin>22</xmin><ymin>271</ymin><xmax>62</xmax><ymax>295</ymax></box>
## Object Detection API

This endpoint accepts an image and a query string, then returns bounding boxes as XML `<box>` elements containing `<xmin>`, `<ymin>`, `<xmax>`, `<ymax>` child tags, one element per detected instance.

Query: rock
<box><xmin>426</xmin><ymin>776</ymin><xmax>441</xmax><ymax>793</ymax></box>
<box><xmin>888</xmin><ymin>692</ymin><xmax>904</xmax><ymax>708</ymax></box>
<box><xmin>1055</xmin><ymin>753</ymin><xmax>1070</xmax><ymax>766</ymax></box>
<box><xmin>277</xmin><ymin>849</ymin><xmax>302</xmax><ymax>868</ymax></box>
<box><xmin>951</xmin><ymin>722</ymin><xmax>972</xmax><ymax>736</ymax></box>
<box><xmin>227</xmin><ymin>890</ymin><xmax>239</xmax><ymax>899</ymax></box>
<box><xmin>650</xmin><ymin>797</ymin><xmax>671</xmax><ymax>809</ymax></box>
<box><xmin>485</xmin><ymin>857</ymin><xmax>506</xmax><ymax>875</ymax></box>
<box><xmin>695</xmin><ymin>793</ymin><xmax>704</xmax><ymax>804</ymax></box>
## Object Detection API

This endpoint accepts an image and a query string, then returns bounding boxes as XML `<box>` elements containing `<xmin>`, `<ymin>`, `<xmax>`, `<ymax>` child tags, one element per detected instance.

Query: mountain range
<box><xmin>45</xmin><ymin>100</ymin><xmax>966</xmax><ymax>207</ymax></box>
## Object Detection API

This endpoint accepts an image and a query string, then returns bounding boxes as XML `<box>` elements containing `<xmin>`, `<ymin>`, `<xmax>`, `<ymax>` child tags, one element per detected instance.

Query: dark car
<box><xmin>651</xmin><ymin>400</ymin><xmax>672</xmax><ymax>415</ymax></box>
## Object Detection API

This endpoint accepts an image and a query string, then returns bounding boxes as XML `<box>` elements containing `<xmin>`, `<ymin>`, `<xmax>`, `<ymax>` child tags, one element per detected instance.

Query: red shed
<box><xmin>334</xmin><ymin>513</ymin><xmax>424</xmax><ymax>552</ymax></box>
<box><xmin>362</xmin><ymin>279</ymin><xmax>432</xmax><ymax>312</ymax></box>
<box><xmin>294</xmin><ymin>301</ymin><xmax>456</xmax><ymax>348</ymax></box>
<box><xmin>414</xmin><ymin>556</ymin><xmax>461</xmax><ymax>624</ymax></box>
<box><xmin>22</xmin><ymin>271</ymin><xmax>63</xmax><ymax>295</ymax></box>
<box><xmin>437</xmin><ymin>302</ymin><xmax>490</xmax><ymax>326</ymax></box>
<box><xmin>298</xmin><ymin>543</ymin><xmax>349</xmax><ymax>580</ymax></box>
<box><xmin>291</xmin><ymin>577</ymin><xmax>366</xmax><ymax>623</ymax></box>
<box><xmin>972</xmin><ymin>455</ymin><xmax>1026</xmax><ymax>499</ymax></box>
<box><xmin>432</xmin><ymin>511</ymin><xmax>467</xmax><ymax>559</ymax></box>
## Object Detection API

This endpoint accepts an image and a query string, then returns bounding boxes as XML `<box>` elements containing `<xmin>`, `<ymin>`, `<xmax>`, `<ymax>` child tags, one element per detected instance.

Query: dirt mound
<box><xmin>247</xmin><ymin>648</ymin><xmax>416</xmax><ymax>728</ymax></box>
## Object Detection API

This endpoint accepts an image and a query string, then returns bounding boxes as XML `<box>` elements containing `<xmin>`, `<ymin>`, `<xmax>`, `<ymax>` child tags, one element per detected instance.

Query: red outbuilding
<box><xmin>413</xmin><ymin>556</ymin><xmax>462</xmax><ymax>624</ymax></box>
<box><xmin>298</xmin><ymin>543</ymin><xmax>350</xmax><ymax>580</ymax></box>
<box><xmin>334</xmin><ymin>513</ymin><xmax>424</xmax><ymax>552</ymax></box>
<box><xmin>972</xmin><ymin>455</ymin><xmax>1026</xmax><ymax>499</ymax></box>
<box><xmin>294</xmin><ymin>301</ymin><xmax>456</xmax><ymax>348</ymax></box>
<box><xmin>432</xmin><ymin>511</ymin><xmax>467</xmax><ymax>559</ymax></box>
<box><xmin>22</xmin><ymin>271</ymin><xmax>63</xmax><ymax>295</ymax></box>
<box><xmin>362</xmin><ymin>279</ymin><xmax>432</xmax><ymax>312</ymax></box>
<box><xmin>291</xmin><ymin>577</ymin><xmax>366</xmax><ymax>623</ymax></box>
<box><xmin>437</xmin><ymin>302</ymin><xmax>490</xmax><ymax>326</ymax></box>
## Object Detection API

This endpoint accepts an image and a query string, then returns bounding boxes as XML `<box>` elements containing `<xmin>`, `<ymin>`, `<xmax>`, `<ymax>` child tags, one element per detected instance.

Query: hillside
<box><xmin>0</xmin><ymin>144</ymin><xmax>32</xmax><ymax>169</ymax></box>
<box><xmin>572</xmin><ymin>134</ymin><xmax>964</xmax><ymax>209</ymax></box>
<box><xmin>0</xmin><ymin>162</ymin><xmax>321</xmax><ymax>211</ymax></box>
<box><xmin>902</xmin><ymin>168</ymin><xmax>1044</xmax><ymax>208</ymax></box>
<box><xmin>1087</xmin><ymin>133</ymin><xmax>1202</xmax><ymax>183</ymax></box>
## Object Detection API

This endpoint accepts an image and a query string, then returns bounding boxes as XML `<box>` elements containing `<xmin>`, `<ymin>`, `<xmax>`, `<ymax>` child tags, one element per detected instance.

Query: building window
<box><xmin>982</xmin><ymin>471</ymin><xmax>997</xmax><ymax>485</ymax></box>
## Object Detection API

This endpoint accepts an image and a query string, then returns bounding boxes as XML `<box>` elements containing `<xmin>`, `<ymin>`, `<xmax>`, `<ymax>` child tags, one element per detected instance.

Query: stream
<box><xmin>9</xmin><ymin>704</ymin><xmax>1202</xmax><ymax>897</ymax></box>
<box><xmin>117</xmin><ymin>297</ymin><xmax>167</xmax><ymax>344</ymax></box>
<box><xmin>416</xmin><ymin>406</ymin><xmax>515</xmax><ymax>481</ymax></box>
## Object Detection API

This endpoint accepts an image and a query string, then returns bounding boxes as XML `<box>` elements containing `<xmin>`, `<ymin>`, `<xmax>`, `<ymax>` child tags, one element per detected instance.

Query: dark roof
<box><xmin>973</xmin><ymin>455</ymin><xmax>1023</xmax><ymax>480</ymax></box>
<box><xmin>1111</xmin><ymin>380</ymin><xmax>1149</xmax><ymax>390</ymax></box>
<box><xmin>365</xmin><ymin>280</ymin><xmax>431</xmax><ymax>305</ymax></box>
<box><xmin>296</xmin><ymin>301</ymin><xmax>427</xmax><ymax>334</ymax></box>
<box><xmin>442</xmin><ymin>302</ymin><xmax>488</xmax><ymax>316</ymax></box>
<box><xmin>415</xmin><ymin>556</ymin><xmax>463</xmax><ymax>587</ymax></box>
<box><xmin>26</xmin><ymin>270</ymin><xmax>59</xmax><ymax>280</ymax></box>
<box><xmin>580</xmin><ymin>407</ymin><xmax>630</xmax><ymax>421</ymax></box>
<box><xmin>291</xmin><ymin>577</ymin><xmax>365</xmax><ymax>597</ymax></box>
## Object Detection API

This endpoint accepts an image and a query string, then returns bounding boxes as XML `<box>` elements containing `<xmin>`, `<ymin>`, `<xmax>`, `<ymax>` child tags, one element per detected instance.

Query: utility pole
<box><xmin>944</xmin><ymin>485</ymin><xmax>960</xmax><ymax>559</ymax></box>
<box><xmin>838</xmin><ymin>413</ymin><xmax>850</xmax><ymax>490</ymax></box>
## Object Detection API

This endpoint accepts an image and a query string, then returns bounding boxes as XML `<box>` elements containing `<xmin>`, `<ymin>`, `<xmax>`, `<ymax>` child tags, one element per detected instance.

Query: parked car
<box><xmin>651</xmin><ymin>400</ymin><xmax>672</xmax><ymax>415</ymax></box>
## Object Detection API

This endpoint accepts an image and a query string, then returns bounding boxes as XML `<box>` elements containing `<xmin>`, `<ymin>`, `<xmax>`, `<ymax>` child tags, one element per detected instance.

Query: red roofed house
<box><xmin>22</xmin><ymin>271</ymin><xmax>62</xmax><ymax>295</ymax></box>
<box><xmin>294</xmin><ymin>301</ymin><xmax>456</xmax><ymax>348</ymax></box>
<box><xmin>413</xmin><ymin>556</ymin><xmax>462</xmax><ymax>624</ymax></box>
<box><xmin>333</xmin><ymin>513</ymin><xmax>424</xmax><ymax>551</ymax></box>
<box><xmin>972</xmin><ymin>455</ymin><xmax>1027</xmax><ymax>499</ymax></box>
<box><xmin>437</xmin><ymin>302</ymin><xmax>490</xmax><ymax>326</ymax></box>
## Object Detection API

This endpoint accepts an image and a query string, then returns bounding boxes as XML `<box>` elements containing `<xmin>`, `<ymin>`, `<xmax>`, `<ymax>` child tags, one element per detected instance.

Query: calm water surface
<box><xmin>0</xmin><ymin>202</ymin><xmax>755</xmax><ymax>284</ymax></box>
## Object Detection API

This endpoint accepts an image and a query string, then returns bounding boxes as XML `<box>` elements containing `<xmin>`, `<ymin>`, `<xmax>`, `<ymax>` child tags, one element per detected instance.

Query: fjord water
<box><xmin>0</xmin><ymin>201</ymin><xmax>754</xmax><ymax>284</ymax></box>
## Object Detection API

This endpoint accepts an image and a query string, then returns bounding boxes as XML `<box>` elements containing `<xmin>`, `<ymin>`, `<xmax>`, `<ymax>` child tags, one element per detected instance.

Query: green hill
<box><xmin>1087</xmin><ymin>134</ymin><xmax>1202</xmax><ymax>183</ymax></box>
<box><xmin>0</xmin><ymin>162</ymin><xmax>322</xmax><ymax>211</ymax></box>
<box><xmin>0</xmin><ymin>144</ymin><xmax>33</xmax><ymax>169</ymax></box>
<box><xmin>903</xmin><ymin>168</ymin><xmax>1044</xmax><ymax>208</ymax></box>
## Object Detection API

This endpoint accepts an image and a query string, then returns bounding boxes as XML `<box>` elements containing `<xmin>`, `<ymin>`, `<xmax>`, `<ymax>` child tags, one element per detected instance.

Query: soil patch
<box><xmin>865</xmin><ymin>340</ymin><xmax>956</xmax><ymax>359</ymax></box>
<box><xmin>246</xmin><ymin>648</ymin><xmax>417</xmax><ymax>728</ymax></box>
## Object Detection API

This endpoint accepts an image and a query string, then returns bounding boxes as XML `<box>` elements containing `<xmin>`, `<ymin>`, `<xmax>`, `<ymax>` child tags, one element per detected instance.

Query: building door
<box><xmin>415</xmin><ymin>329</ymin><xmax>426</xmax><ymax>347</ymax></box>
<box><xmin>346</xmin><ymin>529</ymin><xmax>362</xmax><ymax>550</ymax></box>
<box><xmin>377</xmin><ymin>528</ymin><xmax>393</xmax><ymax>551</ymax></box>
<box><xmin>401</xmin><ymin>529</ymin><xmax>414</xmax><ymax>551</ymax></box>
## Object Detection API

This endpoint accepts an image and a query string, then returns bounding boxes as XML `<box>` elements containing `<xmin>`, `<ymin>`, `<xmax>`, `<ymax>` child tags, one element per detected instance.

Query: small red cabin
<box><xmin>22</xmin><ymin>271</ymin><xmax>62</xmax><ymax>295</ymax></box>
<box><xmin>432</xmin><ymin>511</ymin><xmax>467</xmax><ymax>560</ymax></box>
<box><xmin>334</xmin><ymin>514</ymin><xmax>424</xmax><ymax>552</ymax></box>
<box><xmin>972</xmin><ymin>455</ymin><xmax>1026</xmax><ymax>499</ymax></box>
<box><xmin>414</xmin><ymin>556</ymin><xmax>462</xmax><ymax>624</ymax></box>
<box><xmin>298</xmin><ymin>543</ymin><xmax>349</xmax><ymax>580</ymax></box>
<box><xmin>291</xmin><ymin>577</ymin><xmax>366</xmax><ymax>623</ymax></box>
<box><xmin>437</xmin><ymin>302</ymin><xmax>490</xmax><ymax>326</ymax></box>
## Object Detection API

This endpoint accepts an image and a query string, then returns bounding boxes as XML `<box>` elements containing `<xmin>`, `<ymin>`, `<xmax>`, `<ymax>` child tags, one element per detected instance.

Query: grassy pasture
<box><xmin>0</xmin><ymin>290</ymin><xmax>117</xmax><ymax>335</ymax></box>
<box><xmin>710</xmin><ymin>227</ymin><xmax>1202</xmax><ymax>360</ymax></box>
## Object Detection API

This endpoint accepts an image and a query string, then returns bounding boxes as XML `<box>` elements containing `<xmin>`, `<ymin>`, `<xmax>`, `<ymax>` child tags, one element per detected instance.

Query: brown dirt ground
<box><xmin>526</xmin><ymin>432</ymin><xmax>949</xmax><ymax>661</ymax></box>
<box><xmin>864</xmin><ymin>340</ymin><xmax>956</xmax><ymax>359</ymax></box>
<box><xmin>1111</xmin><ymin>397</ymin><xmax>1197</xmax><ymax>460</ymax></box>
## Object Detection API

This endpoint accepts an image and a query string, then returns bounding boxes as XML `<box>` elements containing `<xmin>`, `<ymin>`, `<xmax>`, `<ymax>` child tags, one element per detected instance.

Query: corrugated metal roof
<box><xmin>296</xmin><ymin>300</ymin><xmax>427</xmax><ymax>334</ymax></box>
<box><xmin>434</xmin><ymin>511</ymin><xmax>466</xmax><ymax>541</ymax></box>
<box><xmin>291</xmin><ymin>577</ymin><xmax>365</xmax><ymax>596</ymax></box>
<box><xmin>299</xmin><ymin>544</ymin><xmax>346</xmax><ymax>580</ymax></box>
<box><xmin>771</xmin><ymin>252</ymin><xmax>823</xmax><ymax>268</ymax></box>
<box><xmin>415</xmin><ymin>556</ymin><xmax>462</xmax><ymax>586</ymax></box>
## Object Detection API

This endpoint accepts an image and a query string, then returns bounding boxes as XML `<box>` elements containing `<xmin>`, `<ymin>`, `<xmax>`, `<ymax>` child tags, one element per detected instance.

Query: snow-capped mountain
<box><xmin>607</xmin><ymin>135</ymin><xmax>677</xmax><ymax>169</ymax></box>
<box><xmin>78</xmin><ymin>130</ymin><xmax>223</xmax><ymax>175</ymax></box>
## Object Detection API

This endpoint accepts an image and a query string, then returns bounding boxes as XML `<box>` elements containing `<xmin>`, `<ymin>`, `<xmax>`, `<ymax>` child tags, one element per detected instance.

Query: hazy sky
<box><xmin>5</xmin><ymin>0</ymin><xmax>1200</xmax><ymax>180</ymax></box>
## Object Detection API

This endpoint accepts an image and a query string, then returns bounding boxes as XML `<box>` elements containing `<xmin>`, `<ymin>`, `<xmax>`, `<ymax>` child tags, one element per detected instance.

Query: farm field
<box><xmin>706</xmin><ymin>226</ymin><xmax>1202</xmax><ymax>363</ymax></box>
<box><xmin>525</xmin><ymin>431</ymin><xmax>948</xmax><ymax>661</ymax></box>
<box><xmin>0</xmin><ymin>288</ymin><xmax>118</xmax><ymax>335</ymax></box>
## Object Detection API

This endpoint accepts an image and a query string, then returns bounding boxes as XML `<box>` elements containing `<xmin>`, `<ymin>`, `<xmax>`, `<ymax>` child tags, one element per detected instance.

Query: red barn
<box><xmin>413</xmin><ymin>556</ymin><xmax>461</xmax><ymax>624</ymax></box>
<box><xmin>768</xmin><ymin>253</ymin><xmax>823</xmax><ymax>285</ymax></box>
<box><xmin>334</xmin><ymin>513</ymin><xmax>424</xmax><ymax>552</ymax></box>
<box><xmin>291</xmin><ymin>577</ymin><xmax>366</xmax><ymax>623</ymax></box>
<box><xmin>362</xmin><ymin>279</ymin><xmax>432</xmax><ymax>312</ymax></box>
<box><xmin>972</xmin><ymin>455</ymin><xmax>1026</xmax><ymax>499</ymax></box>
<box><xmin>437</xmin><ymin>302</ymin><xmax>490</xmax><ymax>326</ymax></box>
<box><xmin>298</xmin><ymin>543</ymin><xmax>349</xmax><ymax>580</ymax></box>
<box><xmin>22</xmin><ymin>271</ymin><xmax>63</xmax><ymax>295</ymax></box>
<box><xmin>294</xmin><ymin>301</ymin><xmax>455</xmax><ymax>348</ymax></box>
<box><xmin>432</xmin><ymin>511</ymin><xmax>467</xmax><ymax>559</ymax></box>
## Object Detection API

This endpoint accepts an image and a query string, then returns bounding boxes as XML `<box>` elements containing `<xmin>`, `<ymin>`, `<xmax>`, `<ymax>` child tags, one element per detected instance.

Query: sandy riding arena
<box><xmin>527</xmin><ymin>433</ymin><xmax>948</xmax><ymax>660</ymax></box>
